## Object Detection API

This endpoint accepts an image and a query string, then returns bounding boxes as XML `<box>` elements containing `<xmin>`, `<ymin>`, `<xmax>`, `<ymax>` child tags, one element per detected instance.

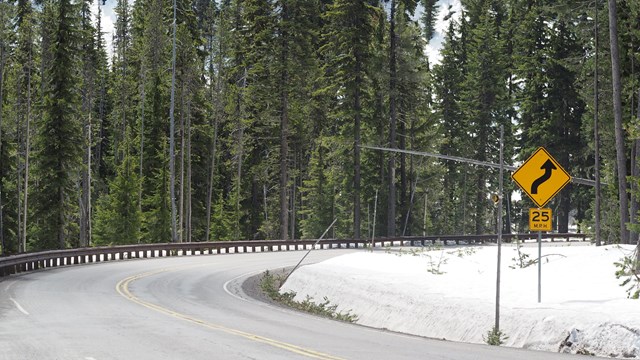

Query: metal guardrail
<box><xmin>0</xmin><ymin>233</ymin><xmax>587</xmax><ymax>278</ymax></box>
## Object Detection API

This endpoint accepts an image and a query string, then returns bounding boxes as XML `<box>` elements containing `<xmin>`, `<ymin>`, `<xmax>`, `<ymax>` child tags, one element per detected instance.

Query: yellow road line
<box><xmin>116</xmin><ymin>267</ymin><xmax>345</xmax><ymax>360</ymax></box>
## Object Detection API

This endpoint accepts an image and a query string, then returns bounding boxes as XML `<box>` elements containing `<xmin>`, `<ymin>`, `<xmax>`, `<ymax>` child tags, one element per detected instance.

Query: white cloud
<box><xmin>97</xmin><ymin>0</ymin><xmax>461</xmax><ymax>65</ymax></box>
<box><xmin>426</xmin><ymin>0</ymin><xmax>463</xmax><ymax>65</ymax></box>
<box><xmin>91</xmin><ymin>1</ymin><xmax>118</xmax><ymax>57</ymax></box>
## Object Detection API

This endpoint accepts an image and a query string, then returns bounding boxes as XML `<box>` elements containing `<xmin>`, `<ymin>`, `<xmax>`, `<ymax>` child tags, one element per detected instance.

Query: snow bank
<box><xmin>280</xmin><ymin>244</ymin><xmax>640</xmax><ymax>358</ymax></box>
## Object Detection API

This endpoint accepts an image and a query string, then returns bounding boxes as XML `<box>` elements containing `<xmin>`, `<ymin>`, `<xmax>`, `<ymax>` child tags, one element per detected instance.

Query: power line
<box><xmin>360</xmin><ymin>145</ymin><xmax>601</xmax><ymax>187</ymax></box>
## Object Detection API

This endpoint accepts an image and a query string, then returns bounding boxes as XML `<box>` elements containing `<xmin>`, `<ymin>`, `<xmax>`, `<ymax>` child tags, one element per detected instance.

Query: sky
<box><xmin>95</xmin><ymin>0</ymin><xmax>462</xmax><ymax>65</ymax></box>
<box><xmin>423</xmin><ymin>0</ymin><xmax>463</xmax><ymax>64</ymax></box>
<box><xmin>92</xmin><ymin>1</ymin><xmax>117</xmax><ymax>58</ymax></box>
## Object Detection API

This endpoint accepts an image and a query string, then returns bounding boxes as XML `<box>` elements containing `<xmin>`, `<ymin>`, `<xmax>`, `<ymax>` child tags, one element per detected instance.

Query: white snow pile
<box><xmin>281</xmin><ymin>244</ymin><xmax>640</xmax><ymax>358</ymax></box>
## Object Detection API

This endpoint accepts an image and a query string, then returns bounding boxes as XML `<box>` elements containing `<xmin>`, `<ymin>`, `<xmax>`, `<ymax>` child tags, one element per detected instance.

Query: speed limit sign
<box><xmin>529</xmin><ymin>208</ymin><xmax>552</xmax><ymax>232</ymax></box>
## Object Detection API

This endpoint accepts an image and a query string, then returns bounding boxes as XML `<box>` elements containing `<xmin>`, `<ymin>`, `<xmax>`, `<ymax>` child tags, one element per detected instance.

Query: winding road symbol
<box><xmin>531</xmin><ymin>160</ymin><xmax>557</xmax><ymax>194</ymax></box>
<box><xmin>511</xmin><ymin>147</ymin><xmax>571</xmax><ymax>208</ymax></box>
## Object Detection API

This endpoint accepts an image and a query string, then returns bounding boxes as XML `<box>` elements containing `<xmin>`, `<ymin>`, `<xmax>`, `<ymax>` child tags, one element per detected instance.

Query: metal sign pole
<box><xmin>495</xmin><ymin>125</ymin><xmax>504</xmax><ymax>332</ymax></box>
<box><xmin>371</xmin><ymin>190</ymin><xmax>378</xmax><ymax>249</ymax></box>
<box><xmin>538</xmin><ymin>230</ymin><xmax>542</xmax><ymax>303</ymax></box>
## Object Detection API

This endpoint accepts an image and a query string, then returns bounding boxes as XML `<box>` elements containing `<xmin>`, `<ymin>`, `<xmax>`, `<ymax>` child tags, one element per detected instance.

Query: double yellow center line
<box><xmin>116</xmin><ymin>268</ymin><xmax>345</xmax><ymax>360</ymax></box>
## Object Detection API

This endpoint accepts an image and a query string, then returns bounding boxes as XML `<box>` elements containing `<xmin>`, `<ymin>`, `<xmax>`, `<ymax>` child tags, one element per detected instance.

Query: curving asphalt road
<box><xmin>0</xmin><ymin>249</ymin><xmax>589</xmax><ymax>360</ymax></box>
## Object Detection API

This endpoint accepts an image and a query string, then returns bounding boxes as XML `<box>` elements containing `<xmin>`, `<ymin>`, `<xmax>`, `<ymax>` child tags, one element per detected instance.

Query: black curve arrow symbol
<box><xmin>531</xmin><ymin>160</ymin><xmax>556</xmax><ymax>194</ymax></box>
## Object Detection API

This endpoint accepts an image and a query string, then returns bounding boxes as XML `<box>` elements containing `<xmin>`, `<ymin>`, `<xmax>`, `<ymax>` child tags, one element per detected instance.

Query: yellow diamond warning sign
<box><xmin>512</xmin><ymin>147</ymin><xmax>571</xmax><ymax>208</ymax></box>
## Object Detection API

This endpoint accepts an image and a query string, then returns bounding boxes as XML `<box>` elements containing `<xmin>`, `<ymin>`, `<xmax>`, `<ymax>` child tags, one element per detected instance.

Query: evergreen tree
<box><xmin>0</xmin><ymin>0</ymin><xmax>14</xmax><ymax>254</ymax></box>
<box><xmin>433</xmin><ymin>15</ymin><xmax>468</xmax><ymax>234</ymax></box>
<box><xmin>320</xmin><ymin>0</ymin><xmax>378</xmax><ymax>239</ymax></box>
<box><xmin>32</xmin><ymin>0</ymin><xmax>82</xmax><ymax>250</ymax></box>
<box><xmin>544</xmin><ymin>19</ymin><xmax>587</xmax><ymax>233</ymax></box>
<box><xmin>78</xmin><ymin>0</ymin><xmax>98</xmax><ymax>247</ymax></box>
<box><xmin>131</xmin><ymin>0</ymin><xmax>172</xmax><ymax>243</ymax></box>
<box><xmin>608</xmin><ymin>0</ymin><xmax>629</xmax><ymax>244</ymax></box>
<box><xmin>421</xmin><ymin>0</ymin><xmax>438</xmax><ymax>41</ymax></box>
<box><xmin>93</xmin><ymin>153</ymin><xmax>141</xmax><ymax>245</ymax></box>
<box><xmin>460</xmin><ymin>1</ymin><xmax>509</xmax><ymax>234</ymax></box>
<box><xmin>14</xmin><ymin>0</ymin><xmax>37</xmax><ymax>254</ymax></box>
<box><xmin>394</xmin><ymin>3</ymin><xmax>436</xmax><ymax>236</ymax></box>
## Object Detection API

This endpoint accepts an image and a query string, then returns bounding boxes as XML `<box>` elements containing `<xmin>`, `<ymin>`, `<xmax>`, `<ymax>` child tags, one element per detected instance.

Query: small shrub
<box><xmin>614</xmin><ymin>254</ymin><xmax>640</xmax><ymax>299</ymax></box>
<box><xmin>447</xmin><ymin>247</ymin><xmax>477</xmax><ymax>258</ymax></box>
<box><xmin>484</xmin><ymin>326</ymin><xmax>508</xmax><ymax>346</ymax></box>
<box><xmin>510</xmin><ymin>239</ymin><xmax>534</xmax><ymax>269</ymax></box>
<box><xmin>426</xmin><ymin>251</ymin><xmax>448</xmax><ymax>275</ymax></box>
<box><xmin>260</xmin><ymin>271</ymin><xmax>358</xmax><ymax>322</ymax></box>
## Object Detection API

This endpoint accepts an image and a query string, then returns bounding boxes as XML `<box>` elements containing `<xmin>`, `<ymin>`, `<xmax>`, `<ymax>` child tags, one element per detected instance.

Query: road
<box><xmin>0</xmin><ymin>249</ymin><xmax>588</xmax><ymax>359</ymax></box>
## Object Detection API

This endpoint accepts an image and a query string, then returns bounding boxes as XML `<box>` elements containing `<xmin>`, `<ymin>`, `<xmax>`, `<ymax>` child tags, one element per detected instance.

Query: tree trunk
<box><xmin>205</xmin><ymin>117</ymin><xmax>219</xmax><ymax>242</ymax></box>
<box><xmin>400</xmin><ymin>116</ymin><xmax>407</xmax><ymax>231</ymax></box>
<box><xmin>58</xmin><ymin>184</ymin><xmax>64</xmax><ymax>249</ymax></box>
<box><xmin>16</xmin><ymin>92</ymin><xmax>22</xmax><ymax>252</ymax></box>
<box><xmin>169</xmin><ymin>0</ymin><xmax>178</xmax><ymax>242</ymax></box>
<box><xmin>118</xmin><ymin>0</ymin><xmax>129</xmax><ymax>164</ymax></box>
<box><xmin>608</xmin><ymin>0</ymin><xmax>630</xmax><ymax>244</ymax></box>
<box><xmin>631</xmin><ymin>140</ymin><xmax>639</xmax><ymax>244</ymax></box>
<box><xmin>179</xmin><ymin>83</ymin><xmax>185</xmax><ymax>243</ymax></box>
<box><xmin>79</xmin><ymin>10</ymin><xmax>94</xmax><ymax>248</ymax></box>
<box><xmin>558</xmin><ymin>189</ymin><xmax>571</xmax><ymax>233</ymax></box>
<box><xmin>629</xmin><ymin>88</ymin><xmax>640</xmax><ymax>244</ymax></box>
<box><xmin>205</xmin><ymin>19</ymin><xmax>222</xmax><ymax>243</ymax></box>
<box><xmin>354</xmin><ymin>54</ymin><xmax>362</xmax><ymax>240</ymax></box>
<box><xmin>290</xmin><ymin>151</ymin><xmax>297</xmax><ymax>239</ymax></box>
<box><xmin>0</xmin><ymin>39</ymin><xmax>5</xmax><ymax>254</ymax></box>
<box><xmin>387</xmin><ymin>0</ymin><xmax>397</xmax><ymax>237</ymax></box>
<box><xmin>186</xmin><ymin>99</ymin><xmax>192</xmax><ymax>243</ymax></box>
<box><xmin>594</xmin><ymin>0</ymin><xmax>601</xmax><ymax>246</ymax></box>
<box><xmin>475</xmin><ymin>171</ymin><xmax>484</xmax><ymax>235</ymax></box>
<box><xmin>630</xmin><ymin>43</ymin><xmax>638</xmax><ymax>245</ymax></box>
<box><xmin>22</xmin><ymin>41</ymin><xmax>32</xmax><ymax>251</ymax></box>
<box><xmin>234</xmin><ymin>69</ymin><xmax>247</xmax><ymax>240</ymax></box>
<box><xmin>634</xmin><ymin>88</ymin><xmax>640</xmax><ymax>260</ymax></box>
<box><xmin>504</xmin><ymin>192</ymin><xmax>512</xmax><ymax>234</ymax></box>
<box><xmin>138</xmin><ymin>66</ymin><xmax>146</xmax><ymax>224</ymax></box>
<box><xmin>279</xmin><ymin>2</ymin><xmax>289</xmax><ymax>241</ymax></box>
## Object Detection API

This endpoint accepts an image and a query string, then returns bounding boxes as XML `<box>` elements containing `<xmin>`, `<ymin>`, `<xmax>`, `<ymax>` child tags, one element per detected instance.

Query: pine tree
<box><xmin>79</xmin><ymin>0</ymin><xmax>98</xmax><ymax>247</ymax></box>
<box><xmin>421</xmin><ymin>0</ymin><xmax>438</xmax><ymax>41</ymax></box>
<box><xmin>320</xmin><ymin>0</ymin><xmax>378</xmax><ymax>239</ymax></box>
<box><xmin>204</xmin><ymin>1</ymin><xmax>224</xmax><ymax>242</ymax></box>
<box><xmin>93</xmin><ymin>153</ymin><xmax>141</xmax><ymax>245</ymax></box>
<box><xmin>433</xmin><ymin>15</ymin><xmax>468</xmax><ymax>234</ymax></box>
<box><xmin>131</xmin><ymin>0</ymin><xmax>172</xmax><ymax>243</ymax></box>
<box><xmin>32</xmin><ymin>0</ymin><xmax>82</xmax><ymax>250</ymax></box>
<box><xmin>608</xmin><ymin>0</ymin><xmax>630</xmax><ymax>244</ymax></box>
<box><xmin>300</xmin><ymin>141</ymin><xmax>336</xmax><ymax>239</ymax></box>
<box><xmin>14</xmin><ymin>0</ymin><xmax>37</xmax><ymax>254</ymax></box>
<box><xmin>545</xmin><ymin>20</ymin><xmax>586</xmax><ymax>233</ymax></box>
<box><xmin>460</xmin><ymin>1</ymin><xmax>509</xmax><ymax>234</ymax></box>
<box><xmin>0</xmin><ymin>0</ymin><xmax>13</xmax><ymax>254</ymax></box>
<box><xmin>394</xmin><ymin>3</ymin><xmax>435</xmax><ymax>236</ymax></box>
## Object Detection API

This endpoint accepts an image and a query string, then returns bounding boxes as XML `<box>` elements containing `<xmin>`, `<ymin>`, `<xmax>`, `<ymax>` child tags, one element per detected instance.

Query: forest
<box><xmin>0</xmin><ymin>0</ymin><xmax>639</xmax><ymax>254</ymax></box>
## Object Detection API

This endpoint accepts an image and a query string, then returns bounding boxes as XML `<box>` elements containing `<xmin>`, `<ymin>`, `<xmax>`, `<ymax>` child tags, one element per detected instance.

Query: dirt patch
<box><xmin>241</xmin><ymin>267</ymin><xmax>293</xmax><ymax>307</ymax></box>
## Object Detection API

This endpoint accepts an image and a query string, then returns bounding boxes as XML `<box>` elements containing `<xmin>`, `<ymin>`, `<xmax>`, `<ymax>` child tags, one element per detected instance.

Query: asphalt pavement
<box><xmin>0</xmin><ymin>249</ymin><xmax>592</xmax><ymax>359</ymax></box>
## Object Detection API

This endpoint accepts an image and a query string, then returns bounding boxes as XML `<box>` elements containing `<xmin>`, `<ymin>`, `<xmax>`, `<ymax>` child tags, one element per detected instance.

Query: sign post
<box><xmin>528</xmin><ymin>207</ymin><xmax>552</xmax><ymax>302</ymax></box>
<box><xmin>512</xmin><ymin>148</ymin><xmax>570</xmax><ymax>303</ymax></box>
<box><xmin>538</xmin><ymin>230</ymin><xmax>542</xmax><ymax>302</ymax></box>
